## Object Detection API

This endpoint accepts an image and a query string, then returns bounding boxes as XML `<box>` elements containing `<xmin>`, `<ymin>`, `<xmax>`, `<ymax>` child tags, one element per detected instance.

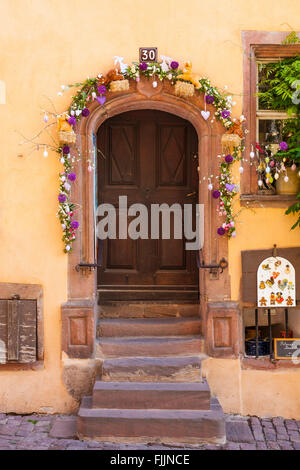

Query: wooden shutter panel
<box><xmin>0</xmin><ymin>299</ymin><xmax>37</xmax><ymax>364</ymax></box>
<box><xmin>242</xmin><ymin>247</ymin><xmax>300</xmax><ymax>304</ymax></box>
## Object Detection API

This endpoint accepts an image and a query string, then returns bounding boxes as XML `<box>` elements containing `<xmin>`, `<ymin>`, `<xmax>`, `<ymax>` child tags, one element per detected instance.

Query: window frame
<box><xmin>241</xmin><ymin>31</ymin><xmax>300</xmax><ymax>202</ymax></box>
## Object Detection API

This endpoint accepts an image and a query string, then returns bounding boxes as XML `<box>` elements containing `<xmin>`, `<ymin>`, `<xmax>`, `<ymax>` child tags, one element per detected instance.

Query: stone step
<box><xmin>77</xmin><ymin>396</ymin><xmax>226</xmax><ymax>445</ymax></box>
<box><xmin>96</xmin><ymin>336</ymin><xmax>205</xmax><ymax>358</ymax></box>
<box><xmin>98</xmin><ymin>302</ymin><xmax>200</xmax><ymax>319</ymax></box>
<box><xmin>97</xmin><ymin>317</ymin><xmax>202</xmax><ymax>338</ymax></box>
<box><xmin>98</xmin><ymin>288</ymin><xmax>199</xmax><ymax>302</ymax></box>
<box><xmin>92</xmin><ymin>381</ymin><xmax>211</xmax><ymax>410</ymax></box>
<box><xmin>101</xmin><ymin>355</ymin><xmax>205</xmax><ymax>382</ymax></box>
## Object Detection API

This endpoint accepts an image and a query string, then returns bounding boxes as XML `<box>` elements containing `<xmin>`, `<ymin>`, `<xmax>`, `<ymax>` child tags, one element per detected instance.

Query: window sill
<box><xmin>241</xmin><ymin>356</ymin><xmax>300</xmax><ymax>370</ymax></box>
<box><xmin>240</xmin><ymin>194</ymin><xmax>298</xmax><ymax>208</ymax></box>
<box><xmin>0</xmin><ymin>361</ymin><xmax>44</xmax><ymax>371</ymax></box>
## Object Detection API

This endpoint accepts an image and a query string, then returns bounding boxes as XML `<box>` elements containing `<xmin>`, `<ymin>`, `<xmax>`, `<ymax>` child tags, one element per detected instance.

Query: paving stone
<box><xmin>252</xmin><ymin>426</ymin><xmax>265</xmax><ymax>441</ymax></box>
<box><xmin>267</xmin><ymin>441</ymin><xmax>280</xmax><ymax>450</ymax></box>
<box><xmin>49</xmin><ymin>417</ymin><xmax>77</xmax><ymax>439</ymax></box>
<box><xmin>262</xmin><ymin>420</ymin><xmax>274</xmax><ymax>429</ymax></box>
<box><xmin>285</xmin><ymin>420</ymin><xmax>298</xmax><ymax>430</ymax></box>
<box><xmin>278</xmin><ymin>440</ymin><xmax>293</xmax><ymax>450</ymax></box>
<box><xmin>264</xmin><ymin>430</ymin><xmax>277</xmax><ymax>441</ymax></box>
<box><xmin>226</xmin><ymin>421</ymin><xmax>255</xmax><ymax>443</ymax></box>
<box><xmin>250</xmin><ymin>417</ymin><xmax>260</xmax><ymax>426</ymax></box>
<box><xmin>67</xmin><ymin>442</ymin><xmax>88</xmax><ymax>450</ymax></box>
<box><xmin>256</xmin><ymin>442</ymin><xmax>268</xmax><ymax>450</ymax></box>
<box><xmin>275</xmin><ymin>425</ymin><xmax>289</xmax><ymax>436</ymax></box>
<box><xmin>293</xmin><ymin>442</ymin><xmax>300</xmax><ymax>450</ymax></box>
<box><xmin>0</xmin><ymin>425</ymin><xmax>17</xmax><ymax>436</ymax></box>
<box><xmin>240</xmin><ymin>443</ymin><xmax>256</xmax><ymax>450</ymax></box>
<box><xmin>225</xmin><ymin>441</ymin><xmax>240</xmax><ymax>450</ymax></box>
<box><xmin>276</xmin><ymin>434</ymin><xmax>290</xmax><ymax>441</ymax></box>
<box><xmin>287</xmin><ymin>430</ymin><xmax>300</xmax><ymax>441</ymax></box>
<box><xmin>272</xmin><ymin>417</ymin><xmax>284</xmax><ymax>426</ymax></box>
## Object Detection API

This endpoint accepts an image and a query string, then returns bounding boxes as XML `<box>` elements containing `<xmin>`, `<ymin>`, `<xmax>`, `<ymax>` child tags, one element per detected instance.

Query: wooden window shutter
<box><xmin>0</xmin><ymin>298</ymin><xmax>37</xmax><ymax>364</ymax></box>
<box><xmin>242</xmin><ymin>247</ymin><xmax>300</xmax><ymax>304</ymax></box>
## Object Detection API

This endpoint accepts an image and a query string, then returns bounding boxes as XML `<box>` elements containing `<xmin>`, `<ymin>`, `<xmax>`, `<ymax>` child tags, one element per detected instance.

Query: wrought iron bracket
<box><xmin>75</xmin><ymin>263</ymin><xmax>101</xmax><ymax>272</ymax></box>
<box><xmin>198</xmin><ymin>257</ymin><xmax>229</xmax><ymax>274</ymax></box>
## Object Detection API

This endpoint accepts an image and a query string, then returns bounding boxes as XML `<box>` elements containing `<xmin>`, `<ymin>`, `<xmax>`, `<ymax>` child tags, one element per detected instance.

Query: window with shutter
<box><xmin>0</xmin><ymin>298</ymin><xmax>37</xmax><ymax>364</ymax></box>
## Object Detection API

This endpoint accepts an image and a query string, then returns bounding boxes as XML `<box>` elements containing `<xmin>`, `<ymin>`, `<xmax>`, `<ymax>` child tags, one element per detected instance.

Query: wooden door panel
<box><xmin>97</xmin><ymin>110</ymin><xmax>199</xmax><ymax>296</ymax></box>
<box><xmin>158</xmin><ymin>125</ymin><xmax>187</xmax><ymax>187</ymax></box>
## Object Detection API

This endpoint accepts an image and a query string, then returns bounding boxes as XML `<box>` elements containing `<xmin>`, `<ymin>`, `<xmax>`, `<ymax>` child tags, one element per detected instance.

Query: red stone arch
<box><xmin>62</xmin><ymin>77</ymin><xmax>239</xmax><ymax>360</ymax></box>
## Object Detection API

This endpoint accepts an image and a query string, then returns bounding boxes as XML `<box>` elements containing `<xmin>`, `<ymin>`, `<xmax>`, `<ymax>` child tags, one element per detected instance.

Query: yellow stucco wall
<box><xmin>0</xmin><ymin>0</ymin><xmax>299</xmax><ymax>416</ymax></box>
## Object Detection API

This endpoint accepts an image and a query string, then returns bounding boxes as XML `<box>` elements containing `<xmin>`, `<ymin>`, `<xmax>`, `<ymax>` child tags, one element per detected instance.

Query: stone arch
<box><xmin>62</xmin><ymin>77</ymin><xmax>233</xmax><ymax>359</ymax></box>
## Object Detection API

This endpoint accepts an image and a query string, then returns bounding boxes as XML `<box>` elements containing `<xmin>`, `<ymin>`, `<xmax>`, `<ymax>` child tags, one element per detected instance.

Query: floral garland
<box><xmin>33</xmin><ymin>58</ymin><xmax>246</xmax><ymax>252</ymax></box>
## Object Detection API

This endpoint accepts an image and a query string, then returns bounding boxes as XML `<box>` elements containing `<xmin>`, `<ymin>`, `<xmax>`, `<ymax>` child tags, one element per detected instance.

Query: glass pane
<box><xmin>258</xmin><ymin>119</ymin><xmax>284</xmax><ymax>152</ymax></box>
<box><xmin>257</xmin><ymin>63</ymin><xmax>278</xmax><ymax>110</ymax></box>
<box><xmin>257</xmin><ymin>119</ymin><xmax>286</xmax><ymax>191</ymax></box>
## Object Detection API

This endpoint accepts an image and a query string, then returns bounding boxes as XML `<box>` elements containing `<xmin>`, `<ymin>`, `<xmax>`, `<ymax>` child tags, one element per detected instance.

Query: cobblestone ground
<box><xmin>0</xmin><ymin>413</ymin><xmax>299</xmax><ymax>450</ymax></box>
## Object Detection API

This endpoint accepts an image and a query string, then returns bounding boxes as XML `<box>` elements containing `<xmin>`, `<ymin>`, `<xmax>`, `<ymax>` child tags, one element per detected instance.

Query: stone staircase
<box><xmin>77</xmin><ymin>302</ymin><xmax>226</xmax><ymax>445</ymax></box>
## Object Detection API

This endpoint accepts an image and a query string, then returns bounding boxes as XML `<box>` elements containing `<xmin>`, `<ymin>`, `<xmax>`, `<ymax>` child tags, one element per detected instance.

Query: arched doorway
<box><xmin>97</xmin><ymin>109</ymin><xmax>199</xmax><ymax>301</ymax></box>
<box><xmin>62</xmin><ymin>77</ymin><xmax>235</xmax><ymax>360</ymax></box>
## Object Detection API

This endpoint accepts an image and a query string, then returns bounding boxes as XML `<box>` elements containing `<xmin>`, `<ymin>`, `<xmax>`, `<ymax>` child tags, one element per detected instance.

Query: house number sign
<box><xmin>139</xmin><ymin>47</ymin><xmax>158</xmax><ymax>63</ymax></box>
<box><xmin>257</xmin><ymin>256</ymin><xmax>296</xmax><ymax>308</ymax></box>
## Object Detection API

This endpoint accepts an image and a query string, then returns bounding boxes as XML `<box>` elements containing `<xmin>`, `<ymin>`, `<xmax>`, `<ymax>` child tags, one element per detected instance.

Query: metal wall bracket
<box><xmin>198</xmin><ymin>257</ymin><xmax>229</xmax><ymax>274</ymax></box>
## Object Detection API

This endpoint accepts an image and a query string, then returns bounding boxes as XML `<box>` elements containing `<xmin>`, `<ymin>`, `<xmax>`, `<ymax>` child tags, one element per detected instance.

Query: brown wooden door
<box><xmin>97</xmin><ymin>110</ymin><xmax>199</xmax><ymax>300</ymax></box>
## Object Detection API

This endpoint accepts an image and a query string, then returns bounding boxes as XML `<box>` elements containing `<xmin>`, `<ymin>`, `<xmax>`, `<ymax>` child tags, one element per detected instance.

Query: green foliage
<box><xmin>282</xmin><ymin>32</ymin><xmax>300</xmax><ymax>45</ymax></box>
<box><xmin>257</xmin><ymin>56</ymin><xmax>300</xmax><ymax>114</ymax></box>
<box><xmin>257</xmin><ymin>54</ymin><xmax>300</xmax><ymax>229</ymax></box>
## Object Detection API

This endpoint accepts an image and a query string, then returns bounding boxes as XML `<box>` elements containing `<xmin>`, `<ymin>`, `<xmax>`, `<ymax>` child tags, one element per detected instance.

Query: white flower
<box><xmin>240</xmin><ymin>115</ymin><xmax>246</xmax><ymax>122</ymax></box>
<box><xmin>64</xmin><ymin>182</ymin><xmax>71</xmax><ymax>191</ymax></box>
<box><xmin>61</xmin><ymin>176</ymin><xmax>66</xmax><ymax>182</ymax></box>
<box><xmin>131</xmin><ymin>66</ymin><xmax>136</xmax><ymax>73</ymax></box>
<box><xmin>92</xmin><ymin>92</ymin><xmax>97</xmax><ymax>99</ymax></box>
<box><xmin>57</xmin><ymin>92</ymin><xmax>63</xmax><ymax>96</ymax></box>
<box><xmin>60</xmin><ymin>157</ymin><xmax>65</xmax><ymax>164</ymax></box>
<box><xmin>62</xmin><ymin>224</ymin><xmax>66</xmax><ymax>230</ymax></box>
<box><xmin>70</xmin><ymin>109</ymin><xmax>75</xmax><ymax>116</ymax></box>
<box><xmin>66</xmin><ymin>245</ymin><xmax>71</xmax><ymax>252</ymax></box>
<box><xmin>75</xmin><ymin>109</ymin><xmax>81</xmax><ymax>116</ymax></box>
<box><xmin>167</xmin><ymin>73</ymin><xmax>172</xmax><ymax>80</ymax></box>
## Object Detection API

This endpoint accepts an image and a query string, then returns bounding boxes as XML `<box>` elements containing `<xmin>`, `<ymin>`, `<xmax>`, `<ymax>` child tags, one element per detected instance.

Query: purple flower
<box><xmin>217</xmin><ymin>227</ymin><xmax>226</xmax><ymax>236</ymax></box>
<box><xmin>170</xmin><ymin>61</ymin><xmax>179</xmax><ymax>70</ymax></box>
<box><xmin>97</xmin><ymin>85</ymin><xmax>107</xmax><ymax>95</ymax></box>
<box><xmin>62</xmin><ymin>145</ymin><xmax>70</xmax><ymax>154</ymax></box>
<box><xmin>225</xmin><ymin>183</ymin><xmax>235</xmax><ymax>192</ymax></box>
<box><xmin>279</xmin><ymin>141</ymin><xmax>288</xmax><ymax>151</ymax></box>
<box><xmin>212</xmin><ymin>190</ymin><xmax>220</xmax><ymax>199</ymax></box>
<box><xmin>221</xmin><ymin>110</ymin><xmax>230</xmax><ymax>119</ymax></box>
<box><xmin>68</xmin><ymin>116</ymin><xmax>76</xmax><ymax>126</ymax></box>
<box><xmin>58</xmin><ymin>193</ymin><xmax>67</xmax><ymax>203</ymax></box>
<box><xmin>225</xmin><ymin>154</ymin><xmax>233</xmax><ymax>163</ymax></box>
<box><xmin>139</xmin><ymin>62</ymin><xmax>148</xmax><ymax>71</ymax></box>
<box><xmin>67</xmin><ymin>173</ymin><xmax>76</xmax><ymax>182</ymax></box>
<box><xmin>82</xmin><ymin>108</ymin><xmax>90</xmax><ymax>117</ymax></box>
<box><xmin>71</xmin><ymin>220</ymin><xmax>79</xmax><ymax>229</ymax></box>
<box><xmin>205</xmin><ymin>95</ymin><xmax>214</xmax><ymax>104</ymax></box>
<box><xmin>97</xmin><ymin>96</ymin><xmax>106</xmax><ymax>106</ymax></box>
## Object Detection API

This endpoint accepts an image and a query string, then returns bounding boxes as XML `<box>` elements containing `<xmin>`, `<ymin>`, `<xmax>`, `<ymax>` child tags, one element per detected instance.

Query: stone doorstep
<box><xmin>98</xmin><ymin>317</ymin><xmax>202</xmax><ymax>338</ymax></box>
<box><xmin>97</xmin><ymin>336</ymin><xmax>205</xmax><ymax>358</ymax></box>
<box><xmin>98</xmin><ymin>302</ymin><xmax>200</xmax><ymax>319</ymax></box>
<box><xmin>101</xmin><ymin>355</ymin><xmax>205</xmax><ymax>383</ymax></box>
<box><xmin>92</xmin><ymin>380</ymin><xmax>211</xmax><ymax>410</ymax></box>
<box><xmin>77</xmin><ymin>396</ymin><xmax>226</xmax><ymax>445</ymax></box>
